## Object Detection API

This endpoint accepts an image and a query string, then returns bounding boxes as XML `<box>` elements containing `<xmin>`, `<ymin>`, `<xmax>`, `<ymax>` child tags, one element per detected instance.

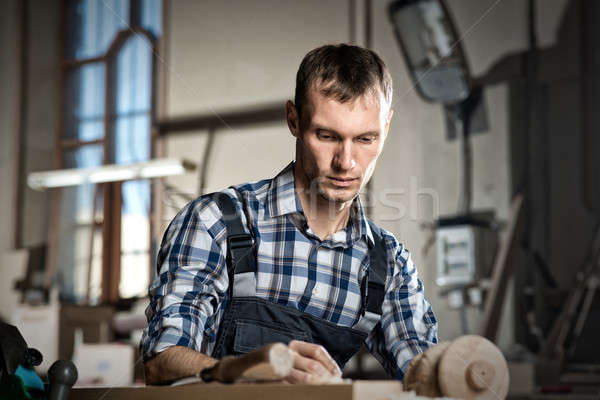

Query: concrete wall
<box><xmin>161</xmin><ymin>0</ymin><xmax>350</xmax><ymax>223</ymax></box>
<box><xmin>0</xmin><ymin>0</ymin><xmax>58</xmax><ymax>253</ymax></box>
<box><xmin>373</xmin><ymin>0</ymin><xmax>567</xmax><ymax>347</ymax></box>
<box><xmin>161</xmin><ymin>0</ymin><xmax>570</xmax><ymax>349</ymax></box>
<box><xmin>0</xmin><ymin>0</ymin><xmax>58</xmax><ymax>323</ymax></box>
<box><xmin>0</xmin><ymin>0</ymin><xmax>20</xmax><ymax>253</ymax></box>
<box><xmin>21</xmin><ymin>0</ymin><xmax>59</xmax><ymax>248</ymax></box>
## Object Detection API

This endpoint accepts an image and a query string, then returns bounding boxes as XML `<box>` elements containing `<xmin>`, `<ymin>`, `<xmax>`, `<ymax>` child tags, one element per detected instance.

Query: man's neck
<box><xmin>294</xmin><ymin>168</ymin><xmax>353</xmax><ymax>240</ymax></box>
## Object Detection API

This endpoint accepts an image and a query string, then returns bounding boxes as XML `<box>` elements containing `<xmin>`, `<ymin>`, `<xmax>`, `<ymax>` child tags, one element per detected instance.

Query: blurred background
<box><xmin>1</xmin><ymin>0</ymin><xmax>599</xmax><ymax>397</ymax></box>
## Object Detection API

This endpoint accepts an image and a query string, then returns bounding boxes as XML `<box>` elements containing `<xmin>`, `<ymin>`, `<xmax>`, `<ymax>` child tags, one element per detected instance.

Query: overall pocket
<box><xmin>233</xmin><ymin>319</ymin><xmax>311</xmax><ymax>354</ymax></box>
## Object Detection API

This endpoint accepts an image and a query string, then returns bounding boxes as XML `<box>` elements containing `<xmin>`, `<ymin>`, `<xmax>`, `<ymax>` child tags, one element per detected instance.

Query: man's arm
<box><xmin>365</xmin><ymin>237</ymin><xmax>438</xmax><ymax>380</ymax></box>
<box><xmin>141</xmin><ymin>198</ymin><xmax>229</xmax><ymax>383</ymax></box>
<box><xmin>144</xmin><ymin>346</ymin><xmax>218</xmax><ymax>385</ymax></box>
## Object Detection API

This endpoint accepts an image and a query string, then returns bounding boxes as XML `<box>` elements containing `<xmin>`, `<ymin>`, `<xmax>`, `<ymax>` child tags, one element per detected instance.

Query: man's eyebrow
<box><xmin>358</xmin><ymin>131</ymin><xmax>381</xmax><ymax>137</ymax></box>
<box><xmin>313</xmin><ymin>124</ymin><xmax>340</xmax><ymax>135</ymax></box>
<box><xmin>312</xmin><ymin>124</ymin><xmax>380</xmax><ymax>137</ymax></box>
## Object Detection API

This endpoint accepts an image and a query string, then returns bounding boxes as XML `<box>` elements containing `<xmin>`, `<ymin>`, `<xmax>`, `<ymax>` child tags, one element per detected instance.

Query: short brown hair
<box><xmin>294</xmin><ymin>43</ymin><xmax>393</xmax><ymax>120</ymax></box>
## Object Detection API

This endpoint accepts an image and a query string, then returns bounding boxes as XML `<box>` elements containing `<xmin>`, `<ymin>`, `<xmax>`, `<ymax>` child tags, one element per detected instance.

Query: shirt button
<box><xmin>312</xmin><ymin>287</ymin><xmax>318</xmax><ymax>295</ymax></box>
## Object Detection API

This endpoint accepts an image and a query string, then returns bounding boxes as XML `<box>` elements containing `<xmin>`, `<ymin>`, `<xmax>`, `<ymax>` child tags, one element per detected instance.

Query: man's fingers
<box><xmin>284</xmin><ymin>368</ymin><xmax>313</xmax><ymax>384</ymax></box>
<box><xmin>292</xmin><ymin>351</ymin><xmax>330</xmax><ymax>377</ymax></box>
<box><xmin>288</xmin><ymin>340</ymin><xmax>342</xmax><ymax>377</ymax></box>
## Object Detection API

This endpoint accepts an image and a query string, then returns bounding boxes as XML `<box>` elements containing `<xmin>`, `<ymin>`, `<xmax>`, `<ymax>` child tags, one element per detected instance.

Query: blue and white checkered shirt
<box><xmin>141</xmin><ymin>162</ymin><xmax>437</xmax><ymax>379</ymax></box>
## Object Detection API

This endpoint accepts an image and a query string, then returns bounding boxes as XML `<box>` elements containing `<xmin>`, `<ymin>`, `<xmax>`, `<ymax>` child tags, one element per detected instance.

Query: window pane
<box><xmin>64</xmin><ymin>144</ymin><xmax>104</xmax><ymax>169</ymax></box>
<box><xmin>112</xmin><ymin>35</ymin><xmax>152</xmax><ymax>164</ymax></box>
<box><xmin>141</xmin><ymin>0</ymin><xmax>162</xmax><ymax>38</ymax></box>
<box><xmin>119</xmin><ymin>179</ymin><xmax>150</xmax><ymax>298</ymax></box>
<box><xmin>64</xmin><ymin>63</ymin><xmax>105</xmax><ymax>141</ymax></box>
<box><xmin>56</xmin><ymin>145</ymin><xmax>104</xmax><ymax>303</ymax></box>
<box><xmin>115</xmin><ymin>36</ymin><xmax>152</xmax><ymax>114</ymax></box>
<box><xmin>65</xmin><ymin>0</ymin><xmax>130</xmax><ymax>59</ymax></box>
<box><xmin>114</xmin><ymin>114</ymin><xmax>151</xmax><ymax>164</ymax></box>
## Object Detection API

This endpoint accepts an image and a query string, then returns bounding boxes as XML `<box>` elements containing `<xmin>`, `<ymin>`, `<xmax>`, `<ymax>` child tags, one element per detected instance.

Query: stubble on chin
<box><xmin>316</xmin><ymin>181</ymin><xmax>358</xmax><ymax>204</ymax></box>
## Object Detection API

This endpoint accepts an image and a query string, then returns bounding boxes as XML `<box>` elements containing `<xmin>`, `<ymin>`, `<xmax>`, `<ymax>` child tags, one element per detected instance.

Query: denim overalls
<box><xmin>211</xmin><ymin>191</ymin><xmax>387</xmax><ymax>369</ymax></box>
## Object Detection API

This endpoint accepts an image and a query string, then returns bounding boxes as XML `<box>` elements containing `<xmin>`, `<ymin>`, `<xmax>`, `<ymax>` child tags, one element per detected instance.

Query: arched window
<box><xmin>52</xmin><ymin>0</ymin><xmax>162</xmax><ymax>304</ymax></box>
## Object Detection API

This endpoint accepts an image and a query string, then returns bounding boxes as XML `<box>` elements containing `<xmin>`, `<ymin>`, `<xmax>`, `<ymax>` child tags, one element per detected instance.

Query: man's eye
<box><xmin>359</xmin><ymin>136</ymin><xmax>374</xmax><ymax>144</ymax></box>
<box><xmin>318</xmin><ymin>131</ymin><xmax>334</xmax><ymax>140</ymax></box>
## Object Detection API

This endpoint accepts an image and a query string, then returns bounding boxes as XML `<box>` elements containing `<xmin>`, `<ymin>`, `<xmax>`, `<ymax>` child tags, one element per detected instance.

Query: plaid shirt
<box><xmin>141</xmin><ymin>162</ymin><xmax>437</xmax><ymax>379</ymax></box>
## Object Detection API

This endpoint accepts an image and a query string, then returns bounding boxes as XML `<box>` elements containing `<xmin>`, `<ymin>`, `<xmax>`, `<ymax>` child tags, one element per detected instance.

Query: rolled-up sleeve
<box><xmin>141</xmin><ymin>200</ymin><xmax>228</xmax><ymax>361</ymax></box>
<box><xmin>366</xmin><ymin>236</ymin><xmax>438</xmax><ymax>380</ymax></box>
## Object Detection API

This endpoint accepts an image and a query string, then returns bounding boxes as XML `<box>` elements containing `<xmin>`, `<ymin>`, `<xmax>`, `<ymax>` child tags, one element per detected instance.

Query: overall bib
<box><xmin>211</xmin><ymin>191</ymin><xmax>388</xmax><ymax>369</ymax></box>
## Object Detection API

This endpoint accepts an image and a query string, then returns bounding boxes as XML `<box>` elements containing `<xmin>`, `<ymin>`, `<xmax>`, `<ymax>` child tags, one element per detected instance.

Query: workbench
<box><xmin>70</xmin><ymin>380</ymin><xmax>408</xmax><ymax>400</ymax></box>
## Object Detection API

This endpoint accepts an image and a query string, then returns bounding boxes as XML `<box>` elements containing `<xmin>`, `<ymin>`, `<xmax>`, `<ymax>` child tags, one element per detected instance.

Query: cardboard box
<box><xmin>72</xmin><ymin>342</ymin><xmax>135</xmax><ymax>386</ymax></box>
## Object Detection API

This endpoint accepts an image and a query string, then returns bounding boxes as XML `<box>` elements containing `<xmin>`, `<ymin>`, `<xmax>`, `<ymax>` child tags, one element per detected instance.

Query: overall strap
<box><xmin>366</xmin><ymin>220</ymin><xmax>387</xmax><ymax>314</ymax></box>
<box><xmin>213</xmin><ymin>190</ymin><xmax>257</xmax><ymax>297</ymax></box>
<box><xmin>352</xmin><ymin>220</ymin><xmax>388</xmax><ymax>334</ymax></box>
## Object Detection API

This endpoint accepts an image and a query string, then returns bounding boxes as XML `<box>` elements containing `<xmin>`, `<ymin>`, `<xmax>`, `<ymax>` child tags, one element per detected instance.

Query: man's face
<box><xmin>287</xmin><ymin>84</ymin><xmax>393</xmax><ymax>204</ymax></box>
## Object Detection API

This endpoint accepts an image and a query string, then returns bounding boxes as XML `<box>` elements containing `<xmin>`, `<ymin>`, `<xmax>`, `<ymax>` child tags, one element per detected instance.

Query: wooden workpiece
<box><xmin>404</xmin><ymin>342</ymin><xmax>451</xmax><ymax>397</ymax></box>
<box><xmin>201</xmin><ymin>343</ymin><xmax>294</xmax><ymax>383</ymax></box>
<box><xmin>405</xmin><ymin>335</ymin><xmax>509</xmax><ymax>400</ymax></box>
<box><xmin>439</xmin><ymin>336</ymin><xmax>509</xmax><ymax>399</ymax></box>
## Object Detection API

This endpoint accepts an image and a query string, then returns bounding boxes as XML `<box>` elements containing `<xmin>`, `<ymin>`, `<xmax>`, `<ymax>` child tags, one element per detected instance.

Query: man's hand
<box><xmin>285</xmin><ymin>340</ymin><xmax>342</xmax><ymax>383</ymax></box>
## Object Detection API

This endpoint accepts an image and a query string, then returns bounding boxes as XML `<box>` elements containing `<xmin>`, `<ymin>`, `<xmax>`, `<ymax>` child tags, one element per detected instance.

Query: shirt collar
<box><xmin>265</xmin><ymin>161</ymin><xmax>374</xmax><ymax>247</ymax></box>
<box><xmin>352</xmin><ymin>195</ymin><xmax>375</xmax><ymax>248</ymax></box>
<box><xmin>265</xmin><ymin>161</ymin><xmax>302</xmax><ymax>218</ymax></box>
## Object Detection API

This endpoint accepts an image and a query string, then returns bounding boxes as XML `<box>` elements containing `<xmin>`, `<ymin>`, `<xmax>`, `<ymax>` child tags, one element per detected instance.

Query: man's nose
<box><xmin>333</xmin><ymin>141</ymin><xmax>356</xmax><ymax>171</ymax></box>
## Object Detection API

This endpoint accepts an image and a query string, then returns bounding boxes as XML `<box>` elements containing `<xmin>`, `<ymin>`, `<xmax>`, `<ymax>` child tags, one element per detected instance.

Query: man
<box><xmin>142</xmin><ymin>44</ymin><xmax>437</xmax><ymax>385</ymax></box>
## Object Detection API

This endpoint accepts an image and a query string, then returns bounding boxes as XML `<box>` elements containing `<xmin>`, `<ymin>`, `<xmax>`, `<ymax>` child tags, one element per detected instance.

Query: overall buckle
<box><xmin>227</xmin><ymin>234</ymin><xmax>253</xmax><ymax>250</ymax></box>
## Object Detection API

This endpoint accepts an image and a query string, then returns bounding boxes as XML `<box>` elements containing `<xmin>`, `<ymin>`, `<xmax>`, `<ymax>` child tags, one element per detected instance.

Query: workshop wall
<box><xmin>0</xmin><ymin>0</ymin><xmax>20</xmax><ymax>253</ymax></box>
<box><xmin>21</xmin><ymin>0</ymin><xmax>59</xmax><ymax>249</ymax></box>
<box><xmin>161</xmin><ymin>0</ymin><xmax>350</xmax><ymax>223</ymax></box>
<box><xmin>0</xmin><ymin>0</ymin><xmax>58</xmax><ymax>252</ymax></box>
<box><xmin>0</xmin><ymin>0</ymin><xmax>58</xmax><ymax>323</ymax></box>
<box><xmin>372</xmin><ymin>0</ymin><xmax>569</xmax><ymax>348</ymax></box>
<box><xmin>370</xmin><ymin>0</ymin><xmax>517</xmax><ymax>348</ymax></box>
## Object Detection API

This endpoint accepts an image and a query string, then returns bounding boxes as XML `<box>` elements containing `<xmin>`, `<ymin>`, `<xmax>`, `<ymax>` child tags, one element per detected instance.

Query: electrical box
<box><xmin>436</xmin><ymin>224</ymin><xmax>497</xmax><ymax>286</ymax></box>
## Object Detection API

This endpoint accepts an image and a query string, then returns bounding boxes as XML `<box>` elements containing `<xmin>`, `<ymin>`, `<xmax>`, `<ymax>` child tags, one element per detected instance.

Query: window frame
<box><xmin>48</xmin><ymin>0</ymin><xmax>165</xmax><ymax>304</ymax></box>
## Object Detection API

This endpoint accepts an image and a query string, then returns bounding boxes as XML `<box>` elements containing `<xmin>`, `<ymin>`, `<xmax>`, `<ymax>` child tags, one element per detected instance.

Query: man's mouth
<box><xmin>327</xmin><ymin>176</ymin><xmax>358</xmax><ymax>187</ymax></box>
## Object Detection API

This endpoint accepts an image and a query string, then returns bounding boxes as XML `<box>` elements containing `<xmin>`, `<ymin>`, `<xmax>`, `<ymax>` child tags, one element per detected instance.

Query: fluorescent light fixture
<box><xmin>138</xmin><ymin>158</ymin><xmax>194</xmax><ymax>178</ymax></box>
<box><xmin>27</xmin><ymin>158</ymin><xmax>196</xmax><ymax>191</ymax></box>
<box><xmin>88</xmin><ymin>168</ymin><xmax>138</xmax><ymax>183</ymax></box>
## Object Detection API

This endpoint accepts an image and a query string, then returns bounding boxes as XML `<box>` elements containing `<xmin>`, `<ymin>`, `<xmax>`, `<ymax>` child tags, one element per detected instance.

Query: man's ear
<box><xmin>286</xmin><ymin>100</ymin><xmax>300</xmax><ymax>138</ymax></box>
